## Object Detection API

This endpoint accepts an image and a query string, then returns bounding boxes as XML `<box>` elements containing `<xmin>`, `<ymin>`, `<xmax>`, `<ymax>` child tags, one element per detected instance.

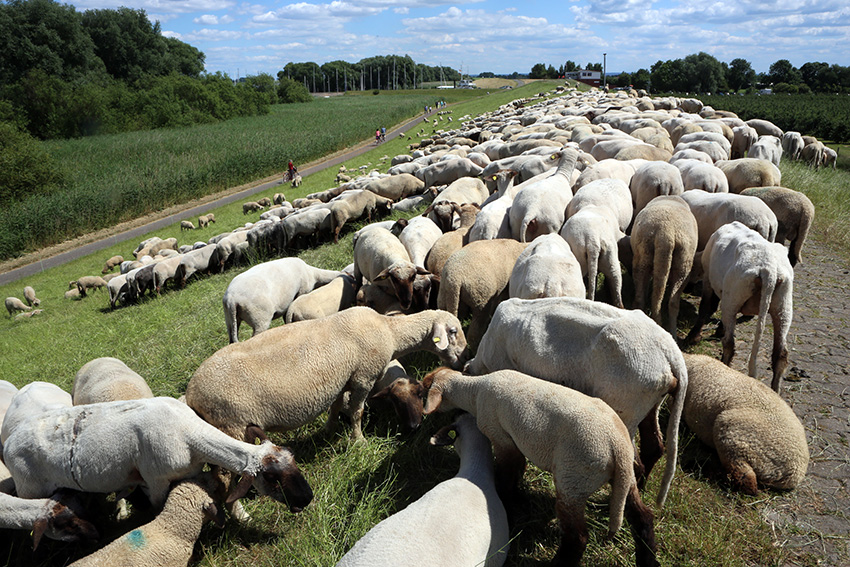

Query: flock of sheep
<box><xmin>2</xmin><ymin>85</ymin><xmax>823</xmax><ymax>566</ymax></box>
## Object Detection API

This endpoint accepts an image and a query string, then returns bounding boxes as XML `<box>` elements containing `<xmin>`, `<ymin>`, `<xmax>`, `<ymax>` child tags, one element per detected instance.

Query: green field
<box><xmin>1</xmin><ymin>80</ymin><xmax>844</xmax><ymax>566</ymax></box>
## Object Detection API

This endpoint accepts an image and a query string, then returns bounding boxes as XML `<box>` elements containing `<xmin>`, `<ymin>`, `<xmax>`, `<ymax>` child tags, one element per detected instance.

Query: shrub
<box><xmin>0</xmin><ymin>121</ymin><xmax>66</xmax><ymax>205</ymax></box>
<box><xmin>278</xmin><ymin>77</ymin><xmax>312</xmax><ymax>104</ymax></box>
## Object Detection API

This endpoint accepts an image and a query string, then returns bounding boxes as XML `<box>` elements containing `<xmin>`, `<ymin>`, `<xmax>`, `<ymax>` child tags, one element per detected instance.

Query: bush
<box><xmin>0</xmin><ymin>121</ymin><xmax>66</xmax><ymax>205</ymax></box>
<box><xmin>278</xmin><ymin>77</ymin><xmax>312</xmax><ymax>104</ymax></box>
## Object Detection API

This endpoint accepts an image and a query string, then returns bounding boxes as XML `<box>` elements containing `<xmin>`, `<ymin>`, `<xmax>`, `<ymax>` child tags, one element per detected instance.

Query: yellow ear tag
<box><xmin>433</xmin><ymin>337</ymin><xmax>441</xmax><ymax>343</ymax></box>
<box><xmin>492</xmin><ymin>175</ymin><xmax>497</xmax><ymax>181</ymax></box>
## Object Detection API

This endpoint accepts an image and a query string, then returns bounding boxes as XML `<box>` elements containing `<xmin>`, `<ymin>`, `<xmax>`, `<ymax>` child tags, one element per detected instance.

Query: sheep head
<box><xmin>422</xmin><ymin>366</ymin><xmax>461</xmax><ymax>414</ymax></box>
<box><xmin>371</xmin><ymin>378</ymin><xmax>425</xmax><ymax>431</ymax></box>
<box><xmin>427</xmin><ymin>311</ymin><xmax>468</xmax><ymax>369</ymax></box>
<box><xmin>33</xmin><ymin>494</ymin><xmax>99</xmax><ymax>550</ymax></box>
<box><xmin>374</xmin><ymin>262</ymin><xmax>428</xmax><ymax>311</ymax></box>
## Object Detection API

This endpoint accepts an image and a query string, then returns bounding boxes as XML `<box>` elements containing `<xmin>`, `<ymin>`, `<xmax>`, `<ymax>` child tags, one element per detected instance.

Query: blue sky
<box><xmin>66</xmin><ymin>0</ymin><xmax>849</xmax><ymax>79</ymax></box>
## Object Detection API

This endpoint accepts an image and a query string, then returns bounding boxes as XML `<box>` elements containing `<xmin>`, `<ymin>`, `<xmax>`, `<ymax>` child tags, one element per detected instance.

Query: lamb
<box><xmin>352</xmin><ymin>226</ymin><xmax>427</xmax><ymax>311</ymax></box>
<box><xmin>423</xmin><ymin>368</ymin><xmax>658</xmax><ymax>567</ymax></box>
<box><xmin>509</xmin><ymin>233</ymin><xmax>584</xmax><ymax>300</ymax></box>
<box><xmin>715</xmin><ymin>158</ymin><xmax>782</xmax><ymax>194</ymax></box>
<box><xmin>101</xmin><ymin>255</ymin><xmax>124</xmax><ymax>274</ymax></box>
<box><xmin>15</xmin><ymin>309</ymin><xmax>43</xmax><ymax>320</ymax></box>
<box><xmin>1</xmin><ymin>381</ymin><xmax>72</xmax><ymax>446</ymax></box>
<box><xmin>185</xmin><ymin>308</ymin><xmax>467</xmax><ymax>441</ymax></box>
<box><xmin>336</xmin><ymin>413</ymin><xmax>509</xmax><ymax>567</ymax></box>
<box><xmin>65</xmin><ymin>288</ymin><xmax>81</xmax><ymax>300</ymax></box>
<box><xmin>222</xmin><ymin>257</ymin><xmax>342</xmax><ymax>342</ymax></box>
<box><xmin>560</xmin><ymin>206</ymin><xmax>626</xmax><ymax>307</ymax></box>
<box><xmin>284</xmin><ymin>274</ymin><xmax>358</xmax><ymax>323</ymax></box>
<box><xmin>685</xmin><ymin>222</ymin><xmax>794</xmax><ymax>392</ymax></box>
<box><xmin>198</xmin><ymin>213</ymin><xmax>216</xmax><ymax>228</ymax></box>
<box><xmin>437</xmin><ymin>239</ymin><xmax>528</xmax><ymax>347</ymax></box>
<box><xmin>68</xmin><ymin>472</ymin><xmax>225</xmax><ymax>567</ymax></box>
<box><xmin>330</xmin><ymin>190</ymin><xmax>393</xmax><ymax>243</ymax></box>
<box><xmin>179</xmin><ymin>220</ymin><xmax>195</xmax><ymax>231</ymax></box>
<box><xmin>242</xmin><ymin>201</ymin><xmax>265</xmax><ymax>214</ymax></box>
<box><xmin>3</xmin><ymin>398</ymin><xmax>314</xmax><ymax>519</ymax></box>
<box><xmin>466</xmin><ymin>297</ymin><xmax>688</xmax><ymax>508</ymax></box>
<box><xmin>423</xmin><ymin>203</ymin><xmax>481</xmax><ymax>276</ymax></box>
<box><xmin>682</xmin><ymin>354</ymin><xmax>809</xmax><ymax>494</ymax></box>
<box><xmin>72</xmin><ymin>357</ymin><xmax>154</xmax><ymax>405</ymax></box>
<box><xmin>0</xmin><ymin>492</ymin><xmax>99</xmax><ymax>549</ymax></box>
<box><xmin>72</xmin><ymin>275</ymin><xmax>109</xmax><ymax>297</ymax></box>
<box><xmin>5</xmin><ymin>296</ymin><xmax>31</xmax><ymax>316</ymax></box>
<box><xmin>629</xmin><ymin>196</ymin><xmax>698</xmax><ymax>335</ymax></box>
<box><xmin>509</xmin><ymin>149</ymin><xmax>579</xmax><ymax>242</ymax></box>
<box><xmin>679</xmin><ymin>190</ymin><xmax>778</xmax><ymax>251</ymax></box>
<box><xmin>740</xmin><ymin>186</ymin><xmax>815</xmax><ymax>266</ymax></box>
<box><xmin>356</xmin><ymin>283</ymin><xmax>403</xmax><ymax>315</ymax></box>
<box><xmin>396</xmin><ymin>216</ymin><xmax>443</xmax><ymax>268</ymax></box>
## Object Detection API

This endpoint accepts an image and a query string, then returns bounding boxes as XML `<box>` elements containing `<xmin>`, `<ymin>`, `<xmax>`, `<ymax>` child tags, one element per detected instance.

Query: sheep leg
<box><xmin>719</xmin><ymin>296</ymin><xmax>745</xmax><ymax>367</ymax></box>
<box><xmin>635</xmin><ymin>408</ymin><xmax>663</xmax><ymax>490</ymax></box>
<box><xmin>770</xmin><ymin>306</ymin><xmax>792</xmax><ymax>393</ymax></box>
<box><xmin>602</xmin><ymin>248</ymin><xmax>624</xmax><ymax>309</ymax></box>
<box><xmin>492</xmin><ymin>442</ymin><xmax>526</xmax><ymax>509</ymax></box>
<box><xmin>322</xmin><ymin>393</ymin><xmax>347</xmax><ymax>436</ymax></box>
<box><xmin>552</xmin><ymin>496</ymin><xmax>588</xmax><ymax>567</ymax></box>
<box><xmin>624</xmin><ymin>484</ymin><xmax>659</xmax><ymax>567</ymax></box>
<box><xmin>342</xmin><ymin>385</ymin><xmax>370</xmax><ymax>442</ymax></box>
<box><xmin>685</xmin><ymin>284</ymin><xmax>719</xmax><ymax>345</ymax></box>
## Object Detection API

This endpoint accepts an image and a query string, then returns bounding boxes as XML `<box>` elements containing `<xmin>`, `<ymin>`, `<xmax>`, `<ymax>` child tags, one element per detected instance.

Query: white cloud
<box><xmin>183</xmin><ymin>28</ymin><xmax>245</xmax><ymax>41</ymax></box>
<box><xmin>194</xmin><ymin>14</ymin><xmax>220</xmax><ymax>24</ymax></box>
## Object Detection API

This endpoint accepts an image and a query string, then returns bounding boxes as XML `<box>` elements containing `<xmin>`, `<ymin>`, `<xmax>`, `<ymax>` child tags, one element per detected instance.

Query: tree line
<box><xmin>527</xmin><ymin>53</ymin><xmax>850</xmax><ymax>94</ymax></box>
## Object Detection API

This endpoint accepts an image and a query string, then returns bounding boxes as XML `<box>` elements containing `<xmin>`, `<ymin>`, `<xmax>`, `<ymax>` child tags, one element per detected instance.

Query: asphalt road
<box><xmin>0</xmin><ymin>111</ymin><xmax>433</xmax><ymax>286</ymax></box>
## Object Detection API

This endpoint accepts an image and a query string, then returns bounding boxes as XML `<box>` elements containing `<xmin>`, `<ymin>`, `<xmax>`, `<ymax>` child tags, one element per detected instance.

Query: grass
<box><xmin>0</xmin><ymin>78</ymin><xmax>839</xmax><ymax>566</ymax></box>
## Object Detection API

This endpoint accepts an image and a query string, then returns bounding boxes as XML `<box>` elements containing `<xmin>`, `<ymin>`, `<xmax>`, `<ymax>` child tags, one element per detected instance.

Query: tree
<box><xmin>563</xmin><ymin>60</ymin><xmax>578</xmax><ymax>73</ymax></box>
<box><xmin>614</xmin><ymin>72</ymin><xmax>632</xmax><ymax>88</ymax></box>
<box><xmin>546</xmin><ymin>65</ymin><xmax>558</xmax><ymax>79</ymax></box>
<box><xmin>768</xmin><ymin>59</ymin><xmax>801</xmax><ymax>86</ymax></box>
<box><xmin>276</xmin><ymin>75</ymin><xmax>311</xmax><ymax>103</ymax></box>
<box><xmin>632</xmin><ymin>68</ymin><xmax>651</xmax><ymax>91</ymax></box>
<box><xmin>529</xmin><ymin>63</ymin><xmax>548</xmax><ymax>79</ymax></box>
<box><xmin>726</xmin><ymin>58</ymin><xmax>756</xmax><ymax>92</ymax></box>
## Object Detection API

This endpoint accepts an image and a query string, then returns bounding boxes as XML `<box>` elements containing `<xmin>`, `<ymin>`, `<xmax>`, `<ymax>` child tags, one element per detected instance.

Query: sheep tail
<box><xmin>650</xmin><ymin>236</ymin><xmax>674</xmax><ymax>323</ymax></box>
<box><xmin>224</xmin><ymin>298</ymin><xmax>240</xmax><ymax>344</ymax></box>
<box><xmin>585</xmin><ymin>245</ymin><xmax>599</xmax><ymax>301</ymax></box>
<box><xmin>607</xmin><ymin>433</ymin><xmax>634</xmax><ymax>536</ymax></box>
<box><xmin>657</xmin><ymin>352</ymin><xmax>688</xmax><ymax>508</ymax></box>
<box><xmin>749</xmin><ymin>267</ymin><xmax>776</xmax><ymax>378</ymax></box>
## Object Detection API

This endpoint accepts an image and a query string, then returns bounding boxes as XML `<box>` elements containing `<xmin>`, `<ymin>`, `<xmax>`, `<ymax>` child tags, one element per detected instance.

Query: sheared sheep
<box><xmin>0</xmin><ymin>491</ymin><xmax>99</xmax><ymax>550</ymax></box>
<box><xmin>509</xmin><ymin>233</ymin><xmax>585</xmax><ymax>300</ymax></box>
<box><xmin>186</xmin><ymin>308</ymin><xmax>467</xmax><ymax>442</ymax></box>
<box><xmin>423</xmin><ymin>368</ymin><xmax>658</xmax><ymax>567</ymax></box>
<box><xmin>72</xmin><ymin>276</ymin><xmax>109</xmax><ymax>297</ymax></box>
<box><xmin>242</xmin><ymin>201</ymin><xmax>265</xmax><ymax>214</ymax></box>
<box><xmin>101</xmin><ymin>255</ymin><xmax>124</xmax><ymax>274</ymax></box>
<box><xmin>284</xmin><ymin>274</ymin><xmax>358</xmax><ymax>323</ymax></box>
<box><xmin>352</xmin><ymin>226</ymin><xmax>428</xmax><ymax>311</ymax></box>
<box><xmin>560</xmin><ymin>205</ymin><xmax>625</xmax><ymax>307</ymax></box>
<box><xmin>423</xmin><ymin>203</ymin><xmax>481</xmax><ymax>276</ymax></box>
<box><xmin>740</xmin><ymin>186</ymin><xmax>815</xmax><ymax>266</ymax></box>
<box><xmin>72</xmin><ymin>357</ymin><xmax>153</xmax><ymax>405</ymax></box>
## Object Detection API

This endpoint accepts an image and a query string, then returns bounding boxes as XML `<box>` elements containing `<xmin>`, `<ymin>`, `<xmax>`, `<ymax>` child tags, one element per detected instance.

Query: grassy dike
<box><xmin>0</xmin><ymin>81</ymin><xmax>838</xmax><ymax>566</ymax></box>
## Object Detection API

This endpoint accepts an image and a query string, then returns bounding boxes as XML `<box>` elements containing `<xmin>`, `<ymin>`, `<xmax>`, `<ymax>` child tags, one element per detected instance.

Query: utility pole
<box><xmin>603</xmin><ymin>53</ymin><xmax>607</xmax><ymax>90</ymax></box>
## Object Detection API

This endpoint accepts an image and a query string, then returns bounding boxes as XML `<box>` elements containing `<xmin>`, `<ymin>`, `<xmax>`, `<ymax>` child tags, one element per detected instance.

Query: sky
<box><xmin>65</xmin><ymin>0</ymin><xmax>850</xmax><ymax>79</ymax></box>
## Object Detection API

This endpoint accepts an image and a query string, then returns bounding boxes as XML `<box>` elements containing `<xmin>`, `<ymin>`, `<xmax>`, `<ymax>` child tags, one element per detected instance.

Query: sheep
<box><xmin>424</xmin><ymin>203</ymin><xmax>481</xmax><ymax>276</ymax></box>
<box><xmin>72</xmin><ymin>357</ymin><xmax>154</xmax><ymax>405</ymax></box>
<box><xmin>392</xmin><ymin>191</ymin><xmax>435</xmax><ymax>213</ymax></box>
<box><xmin>3</xmin><ymin>397</ymin><xmax>314</xmax><ymax>523</ymax></box>
<box><xmin>466</xmin><ymin>297</ymin><xmax>688</xmax><ymax>507</ymax></box>
<box><xmin>629</xmin><ymin>161</ymin><xmax>684</xmax><ymax>217</ymax></box>
<box><xmin>336</xmin><ymin>413</ymin><xmax>509</xmax><ymax>567</ymax></box>
<box><xmin>133</xmin><ymin>237</ymin><xmax>162</xmax><ymax>258</ymax></box>
<box><xmin>243</xmin><ymin>201</ymin><xmax>265</xmax><ymax>214</ymax></box>
<box><xmin>560</xmin><ymin>206</ymin><xmax>625</xmax><ymax>307</ymax></box>
<box><xmin>747</xmin><ymin>135</ymin><xmax>782</xmax><ymax>167</ymax></box>
<box><xmin>330</xmin><ymin>190</ymin><xmax>394</xmax><ymax>243</ymax></box>
<box><xmin>72</xmin><ymin>275</ymin><xmax>109</xmax><ymax>297</ymax></box>
<box><xmin>150</xmin><ymin>254</ymin><xmax>185</xmax><ymax>294</ymax></box>
<box><xmin>395</xmin><ymin>216</ymin><xmax>443</xmax><ymax>268</ymax></box>
<box><xmin>740</xmin><ymin>186</ymin><xmax>815</xmax><ymax>267</ymax></box>
<box><xmin>180</xmin><ymin>220</ymin><xmax>195</xmax><ymax>231</ymax></box>
<box><xmin>679</xmin><ymin>189</ymin><xmax>778</xmax><ymax>251</ymax></box>
<box><xmin>363</xmin><ymin>173</ymin><xmax>426</xmax><ymax>201</ymax></box>
<box><xmin>423</xmin><ymin>368</ymin><xmax>658</xmax><ymax>567</ymax></box>
<box><xmin>628</xmin><ymin>196</ymin><xmax>698</xmax><ymax>335</ymax></box>
<box><xmin>356</xmin><ymin>283</ymin><xmax>403</xmax><ymax>315</ymax></box>
<box><xmin>65</xmin><ymin>288</ymin><xmax>81</xmax><ymax>300</ymax></box>
<box><xmin>198</xmin><ymin>213</ymin><xmax>216</xmax><ymax>228</ymax></box>
<box><xmin>437</xmin><ymin>239</ymin><xmax>528</xmax><ymax>347</ymax></box>
<box><xmin>509</xmin><ymin>233</ymin><xmax>585</xmax><ymax>300</ymax></box>
<box><xmin>424</xmin><ymin>177</ymin><xmax>489</xmax><ymax>230</ymax></box>
<box><xmin>509</xmin><ymin>149</ymin><xmax>579</xmax><ymax>242</ymax></box>
<box><xmin>257</xmin><ymin>197</ymin><xmax>272</xmax><ymax>208</ymax></box>
<box><xmin>745</xmin><ymin>118</ymin><xmax>783</xmax><ymax>138</ymax></box>
<box><xmin>468</xmin><ymin>170</ymin><xmax>519</xmax><ymax>242</ymax></box>
<box><xmin>682</xmin><ymin>353</ymin><xmax>809</xmax><ymax>494</ymax></box>
<box><xmin>5</xmin><ymin>296</ymin><xmax>31</xmax><ymax>317</ymax></box>
<box><xmin>0</xmin><ymin>492</ymin><xmax>99</xmax><ymax>549</ymax></box>
<box><xmin>284</xmin><ymin>274</ymin><xmax>358</xmax><ymax>323</ymax></box>
<box><xmin>673</xmin><ymin>159</ymin><xmax>729</xmax><ymax>193</ymax></box>
<box><xmin>273</xmin><ymin>193</ymin><xmax>286</xmax><ymax>205</ymax></box>
<box><xmin>15</xmin><ymin>308</ymin><xmax>43</xmax><ymax>320</ymax></box>
<box><xmin>715</xmin><ymin>158</ymin><xmax>782</xmax><ymax>194</ymax></box>
<box><xmin>685</xmin><ymin>221</ymin><xmax>794</xmax><ymax>392</ymax></box>
<box><xmin>137</xmin><ymin>238</ymin><xmax>178</xmax><ymax>259</ymax></box>
<box><xmin>281</xmin><ymin>207</ymin><xmax>333</xmax><ymax>249</ymax></box>
<box><xmin>186</xmin><ymin>308</ymin><xmax>467</xmax><ymax>441</ymax></box>
<box><xmin>0</xmin><ymin>380</ymin><xmax>19</xmax><ymax>493</ymax></box>
<box><xmin>415</xmin><ymin>158</ymin><xmax>484</xmax><ymax>188</ymax></box>
<box><xmin>210</xmin><ymin>231</ymin><xmax>249</xmax><ymax>272</ymax></box>
<box><xmin>730</xmin><ymin>125</ymin><xmax>759</xmax><ymax>159</ymax></box>
<box><xmin>68</xmin><ymin>472</ymin><xmax>225</xmax><ymax>567</ymax></box>
<box><xmin>567</xmin><ymin>178</ymin><xmax>633</xmax><ymax>234</ymax></box>
<box><xmin>352</xmin><ymin>226</ymin><xmax>427</xmax><ymax>311</ymax></box>
<box><xmin>291</xmin><ymin>173</ymin><xmax>302</xmax><ymax>187</ymax></box>
<box><xmin>823</xmin><ymin>146</ymin><xmax>837</xmax><ymax>169</ymax></box>
<box><xmin>222</xmin><ymin>257</ymin><xmax>342</xmax><ymax>343</ymax></box>
<box><xmin>106</xmin><ymin>274</ymin><xmax>129</xmax><ymax>309</ymax></box>
<box><xmin>101</xmin><ymin>255</ymin><xmax>124</xmax><ymax>274</ymax></box>
<box><xmin>1</xmin><ymin>381</ymin><xmax>72</xmax><ymax>446</ymax></box>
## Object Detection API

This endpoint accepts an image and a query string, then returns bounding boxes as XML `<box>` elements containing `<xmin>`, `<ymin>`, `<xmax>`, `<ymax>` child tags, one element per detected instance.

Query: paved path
<box><xmin>0</xmin><ymin>112</ymin><xmax>431</xmax><ymax>286</ymax></box>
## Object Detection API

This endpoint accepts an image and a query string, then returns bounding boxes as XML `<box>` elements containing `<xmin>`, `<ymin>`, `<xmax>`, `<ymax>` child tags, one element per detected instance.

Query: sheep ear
<box><xmin>226</xmin><ymin>473</ymin><xmax>255</xmax><ymax>505</ymax></box>
<box><xmin>245</xmin><ymin>425</ymin><xmax>268</xmax><ymax>444</ymax></box>
<box><xmin>431</xmin><ymin>322</ymin><xmax>449</xmax><ymax>351</ymax></box>
<box><xmin>415</xmin><ymin>266</ymin><xmax>431</xmax><ymax>276</ymax></box>
<box><xmin>204</xmin><ymin>501</ymin><xmax>226</xmax><ymax>528</ymax></box>
<box><xmin>429</xmin><ymin>422</ymin><xmax>457</xmax><ymax>446</ymax></box>
<box><xmin>421</xmin><ymin>205</ymin><xmax>434</xmax><ymax>216</ymax></box>
<box><xmin>32</xmin><ymin>517</ymin><xmax>47</xmax><ymax>550</ymax></box>
<box><xmin>423</xmin><ymin>388</ymin><xmax>442</xmax><ymax>415</ymax></box>
<box><xmin>374</xmin><ymin>268</ymin><xmax>390</xmax><ymax>281</ymax></box>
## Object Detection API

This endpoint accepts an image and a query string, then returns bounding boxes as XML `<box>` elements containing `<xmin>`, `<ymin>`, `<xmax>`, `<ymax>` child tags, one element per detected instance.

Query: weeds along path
<box><xmin>0</xmin><ymin>111</ymin><xmax>432</xmax><ymax>286</ymax></box>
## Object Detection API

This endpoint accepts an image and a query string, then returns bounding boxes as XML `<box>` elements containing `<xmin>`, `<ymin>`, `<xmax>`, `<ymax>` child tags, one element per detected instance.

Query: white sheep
<box><xmin>242</xmin><ymin>201</ymin><xmax>265</xmax><ymax>214</ymax></box>
<box><xmin>102</xmin><ymin>255</ymin><xmax>124</xmax><ymax>274</ymax></box>
<box><xmin>284</xmin><ymin>274</ymin><xmax>358</xmax><ymax>323</ymax></box>
<box><xmin>23</xmin><ymin>285</ymin><xmax>41</xmax><ymax>307</ymax></box>
<box><xmin>352</xmin><ymin>226</ymin><xmax>427</xmax><ymax>311</ymax></box>
<box><xmin>715</xmin><ymin>158</ymin><xmax>782</xmax><ymax>194</ymax></box>
<box><xmin>747</xmin><ymin>135</ymin><xmax>782</xmax><ymax>167</ymax></box>
<box><xmin>673</xmin><ymin>159</ymin><xmax>729</xmax><ymax>193</ymax></box>
<box><xmin>3</xmin><ymin>397</ymin><xmax>314</xmax><ymax>514</ymax></box>
<box><xmin>559</xmin><ymin>205</ymin><xmax>625</xmax><ymax>307</ymax></box>
<box><xmin>423</xmin><ymin>203</ymin><xmax>481</xmax><ymax>276</ymax></box>
<box><xmin>186</xmin><ymin>308</ymin><xmax>467</xmax><ymax>442</ymax></box>
<box><xmin>740</xmin><ymin>186</ymin><xmax>815</xmax><ymax>266</ymax></box>
<box><xmin>68</xmin><ymin>471</ymin><xmax>225</xmax><ymax>567</ymax></box>
<box><xmin>330</xmin><ymin>190</ymin><xmax>394</xmax><ymax>243</ymax></box>
<box><xmin>72</xmin><ymin>357</ymin><xmax>153</xmax><ymax>405</ymax></box>
<box><xmin>508</xmin><ymin>233</ymin><xmax>585</xmax><ymax>300</ymax></box>
<box><xmin>1</xmin><ymin>381</ymin><xmax>72</xmax><ymax>446</ymax></box>
<box><xmin>685</xmin><ymin>221</ymin><xmax>794</xmax><ymax>392</ymax></box>
<box><xmin>0</xmin><ymin>380</ymin><xmax>19</xmax><ymax>494</ymax></box>
<box><xmin>423</xmin><ymin>368</ymin><xmax>658</xmax><ymax>567</ymax></box>
<box><xmin>682</xmin><ymin>353</ymin><xmax>809</xmax><ymax>494</ymax></box>
<box><xmin>567</xmin><ymin>177</ymin><xmax>633</xmax><ymax>233</ymax></box>
<box><xmin>0</xmin><ymin>491</ymin><xmax>99</xmax><ymax>549</ymax></box>
<box><xmin>223</xmin><ymin>257</ymin><xmax>342</xmax><ymax>342</ymax></box>
<box><xmin>72</xmin><ymin>275</ymin><xmax>109</xmax><ymax>297</ymax></box>
<box><xmin>396</xmin><ymin>216</ymin><xmax>443</xmax><ymax>268</ymax></box>
<box><xmin>629</xmin><ymin>196</ymin><xmax>698</xmax><ymax>335</ymax></box>
<box><xmin>629</xmin><ymin>161</ymin><xmax>684</xmax><ymax>217</ymax></box>
<box><xmin>679</xmin><ymin>189</ymin><xmax>778</xmax><ymax>251</ymax></box>
<box><xmin>336</xmin><ymin>413</ymin><xmax>509</xmax><ymax>567</ymax></box>
<box><xmin>5</xmin><ymin>296</ymin><xmax>31</xmax><ymax>317</ymax></box>
<box><xmin>467</xmin><ymin>297</ymin><xmax>688</xmax><ymax>508</ymax></box>
<box><xmin>180</xmin><ymin>220</ymin><xmax>196</xmax><ymax>231</ymax></box>
<box><xmin>468</xmin><ymin>170</ymin><xmax>518</xmax><ymax>242</ymax></box>
<box><xmin>508</xmin><ymin>149</ymin><xmax>579</xmax><ymax>242</ymax></box>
